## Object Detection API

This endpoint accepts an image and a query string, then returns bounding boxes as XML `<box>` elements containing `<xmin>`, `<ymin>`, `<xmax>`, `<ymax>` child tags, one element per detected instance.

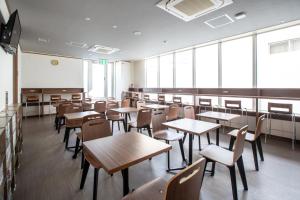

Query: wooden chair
<box><xmin>73</xmin><ymin>114</ymin><xmax>104</xmax><ymax>163</ymax></box>
<box><xmin>80</xmin><ymin>119</ymin><xmax>112</xmax><ymax>200</ymax></box>
<box><xmin>56</xmin><ymin>102</ymin><xmax>73</xmax><ymax>133</ymax></box>
<box><xmin>106</xmin><ymin>102</ymin><xmax>126</xmax><ymax>133</ymax></box>
<box><xmin>121</xmin><ymin>98</ymin><xmax>131</xmax><ymax>120</ymax></box>
<box><xmin>199</xmin><ymin>98</ymin><xmax>212</xmax><ymax>112</ymax></box>
<box><xmin>49</xmin><ymin>95</ymin><xmax>61</xmax><ymax>115</ymax></box>
<box><xmin>122</xmin><ymin>158</ymin><xmax>206</xmax><ymax>200</ymax></box>
<box><xmin>173</xmin><ymin>96</ymin><xmax>182</xmax><ymax>106</ymax></box>
<box><xmin>94</xmin><ymin>101</ymin><xmax>106</xmax><ymax>115</ymax></box>
<box><xmin>200</xmin><ymin>125</ymin><xmax>248</xmax><ymax>200</ymax></box>
<box><xmin>152</xmin><ymin>112</ymin><xmax>186</xmax><ymax>172</ymax></box>
<box><xmin>128</xmin><ymin>109</ymin><xmax>152</xmax><ymax>137</ymax></box>
<box><xmin>136</xmin><ymin>100</ymin><xmax>146</xmax><ymax>110</ymax></box>
<box><xmin>166</xmin><ymin>104</ymin><xmax>180</xmax><ymax>122</ymax></box>
<box><xmin>25</xmin><ymin>95</ymin><xmax>41</xmax><ymax>117</ymax></box>
<box><xmin>158</xmin><ymin>95</ymin><xmax>165</xmax><ymax>105</ymax></box>
<box><xmin>144</xmin><ymin>94</ymin><xmax>150</xmax><ymax>101</ymax></box>
<box><xmin>71</xmin><ymin>93</ymin><xmax>82</xmax><ymax>103</ymax></box>
<box><xmin>228</xmin><ymin>115</ymin><xmax>265</xmax><ymax>171</ymax></box>
<box><xmin>224</xmin><ymin>100</ymin><xmax>248</xmax><ymax>129</ymax></box>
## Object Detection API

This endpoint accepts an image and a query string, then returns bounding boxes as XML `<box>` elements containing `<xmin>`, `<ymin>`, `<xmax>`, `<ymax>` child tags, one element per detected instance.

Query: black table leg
<box><xmin>188</xmin><ymin>133</ymin><xmax>193</xmax><ymax>165</ymax></box>
<box><xmin>121</xmin><ymin>168</ymin><xmax>129</xmax><ymax>196</ymax></box>
<box><xmin>216</xmin><ymin>119</ymin><xmax>220</xmax><ymax>146</ymax></box>
<box><xmin>124</xmin><ymin>113</ymin><xmax>128</xmax><ymax>132</ymax></box>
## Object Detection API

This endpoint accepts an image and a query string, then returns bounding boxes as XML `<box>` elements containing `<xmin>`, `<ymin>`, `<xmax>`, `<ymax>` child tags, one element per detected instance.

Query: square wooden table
<box><xmin>197</xmin><ymin>111</ymin><xmax>240</xmax><ymax>145</ymax></box>
<box><xmin>63</xmin><ymin>111</ymin><xmax>99</xmax><ymax>149</ymax></box>
<box><xmin>142</xmin><ymin>104</ymin><xmax>169</xmax><ymax>110</ymax></box>
<box><xmin>110</xmin><ymin>107</ymin><xmax>138</xmax><ymax>131</ymax></box>
<box><xmin>163</xmin><ymin>118</ymin><xmax>221</xmax><ymax>165</ymax></box>
<box><xmin>83</xmin><ymin>132</ymin><xmax>171</xmax><ymax>196</ymax></box>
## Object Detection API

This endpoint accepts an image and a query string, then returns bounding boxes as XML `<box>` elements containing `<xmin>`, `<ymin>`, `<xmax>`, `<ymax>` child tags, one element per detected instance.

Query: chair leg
<box><xmin>118</xmin><ymin>121</ymin><xmax>120</xmax><ymax>130</ymax></box>
<box><xmin>206</xmin><ymin>132</ymin><xmax>211</xmax><ymax>144</ymax></box>
<box><xmin>81</xmin><ymin>152</ymin><xmax>84</xmax><ymax>169</ymax></box>
<box><xmin>128</xmin><ymin>125</ymin><xmax>132</xmax><ymax>132</ymax></box>
<box><xmin>237</xmin><ymin>156</ymin><xmax>248</xmax><ymax>190</ymax></box>
<box><xmin>111</xmin><ymin>121</ymin><xmax>114</xmax><ymax>134</ymax></box>
<box><xmin>251</xmin><ymin>142</ymin><xmax>259</xmax><ymax>171</ymax></box>
<box><xmin>198</xmin><ymin>135</ymin><xmax>201</xmax><ymax>150</ymax></box>
<box><xmin>80</xmin><ymin>160</ymin><xmax>90</xmax><ymax>189</ymax></box>
<box><xmin>229</xmin><ymin>136</ymin><xmax>235</xmax><ymax>151</ymax></box>
<box><xmin>128</xmin><ymin>113</ymin><xmax>131</xmax><ymax>120</ymax></box>
<box><xmin>146</xmin><ymin>125</ymin><xmax>152</xmax><ymax>137</ymax></box>
<box><xmin>58</xmin><ymin>118</ymin><xmax>62</xmax><ymax>134</ymax></box>
<box><xmin>211</xmin><ymin>162</ymin><xmax>216</xmax><ymax>176</ymax></box>
<box><xmin>229</xmin><ymin>165</ymin><xmax>238</xmax><ymax>200</ymax></box>
<box><xmin>166</xmin><ymin>141</ymin><xmax>171</xmax><ymax>172</ymax></box>
<box><xmin>256</xmin><ymin>136</ymin><xmax>264</xmax><ymax>161</ymax></box>
<box><xmin>122</xmin><ymin>120</ymin><xmax>126</xmax><ymax>132</ymax></box>
<box><xmin>178</xmin><ymin>139</ymin><xmax>186</xmax><ymax>163</ymax></box>
<box><xmin>73</xmin><ymin>138</ymin><xmax>80</xmax><ymax>159</ymax></box>
<box><xmin>93</xmin><ymin>168</ymin><xmax>99</xmax><ymax>200</ymax></box>
<box><xmin>64</xmin><ymin>127</ymin><xmax>71</xmax><ymax>149</ymax></box>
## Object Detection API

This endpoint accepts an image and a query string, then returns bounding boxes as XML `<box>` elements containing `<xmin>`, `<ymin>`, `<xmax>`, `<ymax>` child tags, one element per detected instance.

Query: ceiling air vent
<box><xmin>204</xmin><ymin>14</ymin><xmax>234</xmax><ymax>28</ymax></box>
<box><xmin>66</xmin><ymin>41</ymin><xmax>88</xmax><ymax>48</ymax></box>
<box><xmin>157</xmin><ymin>0</ymin><xmax>233</xmax><ymax>22</ymax></box>
<box><xmin>88</xmin><ymin>45</ymin><xmax>120</xmax><ymax>55</ymax></box>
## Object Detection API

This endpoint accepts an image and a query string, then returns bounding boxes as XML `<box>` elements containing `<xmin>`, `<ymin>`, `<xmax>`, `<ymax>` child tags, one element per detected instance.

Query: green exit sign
<box><xmin>100</xmin><ymin>59</ymin><xmax>108</xmax><ymax>65</ymax></box>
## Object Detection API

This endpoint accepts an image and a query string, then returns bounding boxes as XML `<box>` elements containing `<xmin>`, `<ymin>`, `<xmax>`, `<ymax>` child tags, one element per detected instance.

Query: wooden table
<box><xmin>83</xmin><ymin>132</ymin><xmax>171</xmax><ymax>197</ymax></box>
<box><xmin>163</xmin><ymin>118</ymin><xmax>221</xmax><ymax>165</ymax></box>
<box><xmin>110</xmin><ymin>107</ymin><xmax>138</xmax><ymax>132</ymax></box>
<box><xmin>142</xmin><ymin>104</ymin><xmax>169</xmax><ymax>110</ymax></box>
<box><xmin>197</xmin><ymin>111</ymin><xmax>240</xmax><ymax>145</ymax></box>
<box><xmin>63</xmin><ymin>111</ymin><xmax>99</xmax><ymax>149</ymax></box>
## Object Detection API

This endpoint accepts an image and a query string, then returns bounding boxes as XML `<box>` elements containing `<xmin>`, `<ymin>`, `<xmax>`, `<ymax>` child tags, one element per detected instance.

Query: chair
<box><xmin>128</xmin><ymin>109</ymin><xmax>152</xmax><ymax>137</ymax></box>
<box><xmin>200</xmin><ymin>125</ymin><xmax>248</xmax><ymax>200</ymax></box>
<box><xmin>166</xmin><ymin>104</ymin><xmax>179</xmax><ymax>122</ymax></box>
<box><xmin>224</xmin><ymin>100</ymin><xmax>248</xmax><ymax>129</ymax></box>
<box><xmin>122</xmin><ymin>158</ymin><xmax>206</xmax><ymax>200</ymax></box>
<box><xmin>158</xmin><ymin>95</ymin><xmax>165</xmax><ymax>105</ymax></box>
<box><xmin>199</xmin><ymin>98</ymin><xmax>212</xmax><ymax>112</ymax></box>
<box><xmin>73</xmin><ymin>114</ymin><xmax>103</xmax><ymax>162</ymax></box>
<box><xmin>152</xmin><ymin>112</ymin><xmax>186</xmax><ymax>172</ymax></box>
<box><xmin>173</xmin><ymin>96</ymin><xmax>182</xmax><ymax>106</ymax></box>
<box><xmin>94</xmin><ymin>101</ymin><xmax>106</xmax><ymax>115</ymax></box>
<box><xmin>144</xmin><ymin>94</ymin><xmax>150</xmax><ymax>101</ymax></box>
<box><xmin>79</xmin><ymin>119</ymin><xmax>112</xmax><ymax>200</ymax></box>
<box><xmin>25</xmin><ymin>95</ymin><xmax>41</xmax><ymax>117</ymax></box>
<box><xmin>72</xmin><ymin>93</ymin><xmax>82</xmax><ymax>103</ymax></box>
<box><xmin>228</xmin><ymin>115</ymin><xmax>265</xmax><ymax>171</ymax></box>
<box><xmin>136</xmin><ymin>100</ymin><xmax>146</xmax><ymax>110</ymax></box>
<box><xmin>49</xmin><ymin>95</ymin><xmax>61</xmax><ymax>115</ymax></box>
<box><xmin>56</xmin><ymin>102</ymin><xmax>73</xmax><ymax>133</ymax></box>
<box><xmin>106</xmin><ymin>102</ymin><xmax>126</xmax><ymax>133</ymax></box>
<box><xmin>121</xmin><ymin>99</ymin><xmax>131</xmax><ymax>120</ymax></box>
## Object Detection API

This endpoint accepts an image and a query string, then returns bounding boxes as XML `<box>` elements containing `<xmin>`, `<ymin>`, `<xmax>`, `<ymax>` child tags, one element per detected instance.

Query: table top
<box><xmin>163</xmin><ymin>118</ymin><xmax>221</xmax><ymax>136</ymax></box>
<box><xmin>197</xmin><ymin>111</ymin><xmax>240</xmax><ymax>122</ymax></box>
<box><xmin>83</xmin><ymin>132</ymin><xmax>171</xmax><ymax>173</ymax></box>
<box><xmin>142</xmin><ymin>104</ymin><xmax>169</xmax><ymax>110</ymax></box>
<box><xmin>110</xmin><ymin>107</ymin><xmax>138</xmax><ymax>113</ymax></box>
<box><xmin>64</xmin><ymin>111</ymin><xmax>99</xmax><ymax>120</ymax></box>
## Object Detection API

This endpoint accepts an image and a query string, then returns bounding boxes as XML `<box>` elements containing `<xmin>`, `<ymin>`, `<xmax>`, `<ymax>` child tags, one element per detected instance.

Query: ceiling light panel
<box><xmin>88</xmin><ymin>45</ymin><xmax>120</xmax><ymax>55</ymax></box>
<box><xmin>66</xmin><ymin>41</ymin><xmax>88</xmax><ymax>48</ymax></box>
<box><xmin>204</xmin><ymin>14</ymin><xmax>234</xmax><ymax>28</ymax></box>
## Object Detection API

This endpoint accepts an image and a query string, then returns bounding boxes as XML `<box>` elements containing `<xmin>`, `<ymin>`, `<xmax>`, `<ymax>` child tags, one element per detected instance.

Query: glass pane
<box><xmin>222</xmin><ymin>37</ymin><xmax>253</xmax><ymax>88</ymax></box>
<box><xmin>257</xmin><ymin>25</ymin><xmax>300</xmax><ymax>88</ymax></box>
<box><xmin>160</xmin><ymin>54</ymin><xmax>174</xmax><ymax>88</ymax></box>
<box><xmin>175</xmin><ymin>50</ymin><xmax>193</xmax><ymax>88</ymax></box>
<box><xmin>146</xmin><ymin>58</ymin><xmax>158</xmax><ymax>88</ymax></box>
<box><xmin>195</xmin><ymin>44</ymin><xmax>218</xmax><ymax>88</ymax></box>
<box><xmin>115</xmin><ymin>62</ymin><xmax>122</xmax><ymax>99</ymax></box>
<box><xmin>107</xmin><ymin>63</ymin><xmax>113</xmax><ymax>97</ymax></box>
<box><xmin>89</xmin><ymin>63</ymin><xmax>105</xmax><ymax>98</ymax></box>
<box><xmin>83</xmin><ymin>60</ymin><xmax>89</xmax><ymax>95</ymax></box>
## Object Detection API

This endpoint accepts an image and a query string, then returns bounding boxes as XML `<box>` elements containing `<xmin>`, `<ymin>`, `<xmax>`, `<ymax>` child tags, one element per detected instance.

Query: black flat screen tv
<box><xmin>0</xmin><ymin>10</ymin><xmax>21</xmax><ymax>54</ymax></box>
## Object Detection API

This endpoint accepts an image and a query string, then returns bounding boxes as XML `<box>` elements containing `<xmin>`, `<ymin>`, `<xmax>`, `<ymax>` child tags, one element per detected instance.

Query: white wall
<box><xmin>133</xmin><ymin>60</ymin><xmax>145</xmax><ymax>88</ymax></box>
<box><xmin>21</xmin><ymin>53</ymin><xmax>83</xmax><ymax>88</ymax></box>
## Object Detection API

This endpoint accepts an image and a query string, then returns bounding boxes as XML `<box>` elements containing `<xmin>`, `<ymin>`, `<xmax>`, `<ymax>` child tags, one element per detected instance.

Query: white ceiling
<box><xmin>7</xmin><ymin>0</ymin><xmax>300</xmax><ymax>61</ymax></box>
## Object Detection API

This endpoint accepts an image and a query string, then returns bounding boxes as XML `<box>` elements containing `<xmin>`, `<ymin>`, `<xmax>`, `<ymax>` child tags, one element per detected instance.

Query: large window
<box><xmin>146</xmin><ymin>58</ymin><xmax>158</xmax><ymax>88</ymax></box>
<box><xmin>175</xmin><ymin>50</ymin><xmax>193</xmax><ymax>88</ymax></box>
<box><xmin>89</xmin><ymin>63</ymin><xmax>105</xmax><ymax>98</ymax></box>
<box><xmin>195</xmin><ymin>44</ymin><xmax>218</xmax><ymax>88</ymax></box>
<box><xmin>222</xmin><ymin>37</ymin><xmax>253</xmax><ymax>88</ymax></box>
<box><xmin>160</xmin><ymin>54</ymin><xmax>174</xmax><ymax>88</ymax></box>
<box><xmin>257</xmin><ymin>25</ymin><xmax>300</xmax><ymax>88</ymax></box>
<box><xmin>107</xmin><ymin>63</ymin><xmax>113</xmax><ymax>97</ymax></box>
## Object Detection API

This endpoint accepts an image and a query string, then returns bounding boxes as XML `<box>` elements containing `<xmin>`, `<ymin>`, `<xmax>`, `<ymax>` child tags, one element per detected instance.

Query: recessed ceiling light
<box><xmin>38</xmin><ymin>38</ymin><xmax>49</xmax><ymax>43</ymax></box>
<box><xmin>112</xmin><ymin>25</ymin><xmax>118</xmax><ymax>29</ymax></box>
<box><xmin>85</xmin><ymin>17</ymin><xmax>91</xmax><ymax>21</ymax></box>
<box><xmin>133</xmin><ymin>31</ymin><xmax>142</xmax><ymax>36</ymax></box>
<box><xmin>234</xmin><ymin>12</ymin><xmax>247</xmax><ymax>20</ymax></box>
<box><xmin>163</xmin><ymin>40</ymin><xmax>167</xmax><ymax>44</ymax></box>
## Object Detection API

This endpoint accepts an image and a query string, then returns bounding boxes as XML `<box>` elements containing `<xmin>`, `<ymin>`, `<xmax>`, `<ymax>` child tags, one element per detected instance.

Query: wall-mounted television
<box><xmin>0</xmin><ymin>10</ymin><xmax>21</xmax><ymax>54</ymax></box>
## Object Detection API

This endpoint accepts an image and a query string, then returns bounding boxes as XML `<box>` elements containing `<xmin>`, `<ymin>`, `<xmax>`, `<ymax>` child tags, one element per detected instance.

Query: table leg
<box><xmin>124</xmin><ymin>113</ymin><xmax>128</xmax><ymax>132</ymax></box>
<box><xmin>121</xmin><ymin>168</ymin><xmax>129</xmax><ymax>196</ymax></box>
<box><xmin>216</xmin><ymin>120</ymin><xmax>220</xmax><ymax>146</ymax></box>
<box><xmin>189</xmin><ymin>134</ymin><xmax>193</xmax><ymax>165</ymax></box>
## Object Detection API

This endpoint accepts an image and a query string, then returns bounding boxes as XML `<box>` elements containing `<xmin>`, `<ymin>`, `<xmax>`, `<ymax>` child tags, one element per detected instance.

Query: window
<box><xmin>195</xmin><ymin>44</ymin><xmax>218</xmax><ymax>88</ymax></box>
<box><xmin>175</xmin><ymin>50</ymin><xmax>193</xmax><ymax>88</ymax></box>
<box><xmin>160</xmin><ymin>54</ymin><xmax>174</xmax><ymax>88</ymax></box>
<box><xmin>222</xmin><ymin>37</ymin><xmax>253</xmax><ymax>88</ymax></box>
<box><xmin>115</xmin><ymin>62</ymin><xmax>122</xmax><ymax>99</ymax></box>
<box><xmin>89</xmin><ymin>63</ymin><xmax>105</xmax><ymax>98</ymax></box>
<box><xmin>83</xmin><ymin>60</ymin><xmax>89</xmax><ymax>95</ymax></box>
<box><xmin>257</xmin><ymin>25</ymin><xmax>300</xmax><ymax>88</ymax></box>
<box><xmin>107</xmin><ymin>63</ymin><xmax>113</xmax><ymax>97</ymax></box>
<box><xmin>146</xmin><ymin>58</ymin><xmax>158</xmax><ymax>88</ymax></box>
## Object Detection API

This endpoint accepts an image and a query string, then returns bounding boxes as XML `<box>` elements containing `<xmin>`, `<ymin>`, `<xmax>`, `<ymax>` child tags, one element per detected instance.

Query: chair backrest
<box><xmin>57</xmin><ymin>103</ymin><xmax>73</xmax><ymax>117</ymax></box>
<box><xmin>167</xmin><ymin>104</ymin><xmax>179</xmax><ymax>121</ymax></box>
<box><xmin>82</xmin><ymin>114</ymin><xmax>104</xmax><ymax>124</ymax></box>
<box><xmin>136</xmin><ymin>100</ymin><xmax>146</xmax><ymax>110</ymax></box>
<box><xmin>82</xmin><ymin>119</ymin><xmax>112</xmax><ymax>142</ymax></box>
<box><xmin>26</xmin><ymin>95</ymin><xmax>39</xmax><ymax>102</ymax></box>
<box><xmin>199</xmin><ymin>98</ymin><xmax>212</xmax><ymax>107</ymax></box>
<box><xmin>94</xmin><ymin>101</ymin><xmax>107</xmax><ymax>113</ymax></box>
<box><xmin>173</xmin><ymin>96</ymin><xmax>182</xmax><ymax>104</ymax></box>
<box><xmin>144</xmin><ymin>94</ymin><xmax>150</xmax><ymax>100</ymax></box>
<box><xmin>84</xmin><ymin>98</ymin><xmax>92</xmax><ymax>102</ymax></box>
<box><xmin>65</xmin><ymin>104</ymin><xmax>83</xmax><ymax>114</ymax></box>
<box><xmin>152</xmin><ymin>112</ymin><xmax>167</xmax><ymax>134</ymax></box>
<box><xmin>254</xmin><ymin>114</ymin><xmax>265</xmax><ymax>139</ymax></box>
<box><xmin>137</xmin><ymin>109</ymin><xmax>152</xmax><ymax>127</ymax></box>
<box><xmin>184</xmin><ymin>106</ymin><xmax>195</xmax><ymax>120</ymax></box>
<box><xmin>72</xmin><ymin>94</ymin><xmax>81</xmax><ymax>100</ymax></box>
<box><xmin>268</xmin><ymin>102</ymin><xmax>293</xmax><ymax>114</ymax></box>
<box><xmin>225</xmin><ymin>100</ymin><xmax>242</xmax><ymax>110</ymax></box>
<box><xmin>158</xmin><ymin>95</ymin><xmax>165</xmax><ymax>102</ymax></box>
<box><xmin>164</xmin><ymin>158</ymin><xmax>206</xmax><ymax>200</ymax></box>
<box><xmin>121</xmin><ymin>99</ymin><xmax>130</xmax><ymax>108</ymax></box>
<box><xmin>50</xmin><ymin>95</ymin><xmax>61</xmax><ymax>102</ymax></box>
<box><xmin>106</xmin><ymin>102</ymin><xmax>120</xmax><ymax>116</ymax></box>
<box><xmin>233</xmin><ymin>125</ymin><xmax>248</xmax><ymax>163</ymax></box>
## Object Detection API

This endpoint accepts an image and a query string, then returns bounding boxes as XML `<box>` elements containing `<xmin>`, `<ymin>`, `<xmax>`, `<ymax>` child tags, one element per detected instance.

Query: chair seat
<box><xmin>122</xmin><ymin>177</ymin><xmax>167</xmax><ymax>200</ymax></box>
<box><xmin>154</xmin><ymin>130</ymin><xmax>184</xmax><ymax>141</ymax></box>
<box><xmin>200</xmin><ymin>145</ymin><xmax>234</xmax><ymax>166</ymax></box>
<box><xmin>107</xmin><ymin>115</ymin><xmax>124</xmax><ymax>121</ymax></box>
<box><xmin>228</xmin><ymin>129</ymin><xmax>255</xmax><ymax>142</ymax></box>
